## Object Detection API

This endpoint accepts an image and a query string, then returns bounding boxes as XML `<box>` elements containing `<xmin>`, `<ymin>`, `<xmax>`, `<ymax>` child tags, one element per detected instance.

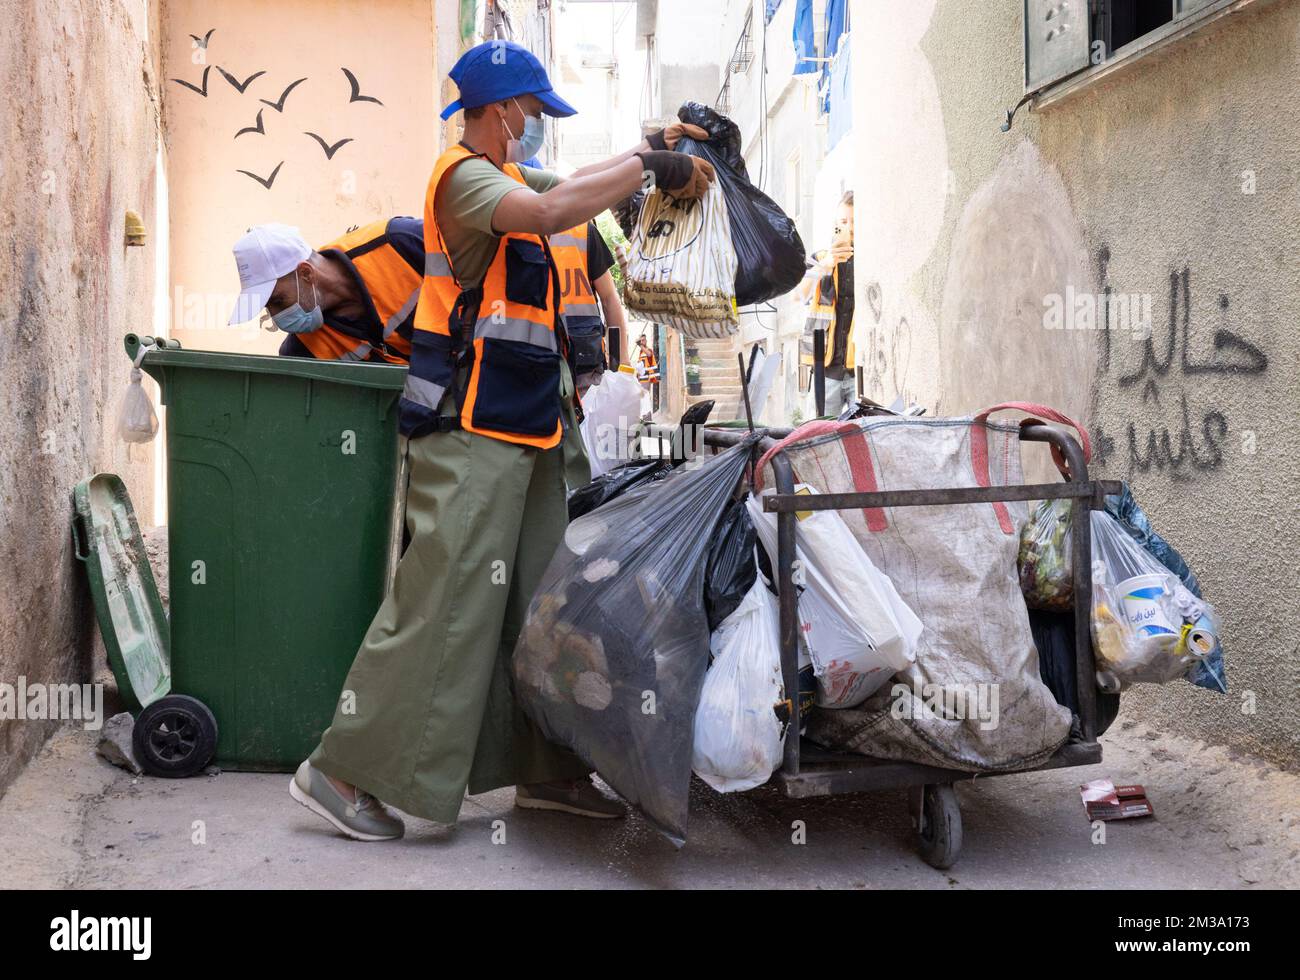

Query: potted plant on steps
<box><xmin>685</xmin><ymin>352</ymin><xmax>702</xmax><ymax>396</ymax></box>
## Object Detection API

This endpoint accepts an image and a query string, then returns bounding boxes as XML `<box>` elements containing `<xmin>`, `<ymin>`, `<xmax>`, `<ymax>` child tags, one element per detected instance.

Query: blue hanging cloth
<box><xmin>792</xmin><ymin>0</ymin><xmax>817</xmax><ymax>75</ymax></box>
<box><xmin>820</xmin><ymin>0</ymin><xmax>848</xmax><ymax>112</ymax></box>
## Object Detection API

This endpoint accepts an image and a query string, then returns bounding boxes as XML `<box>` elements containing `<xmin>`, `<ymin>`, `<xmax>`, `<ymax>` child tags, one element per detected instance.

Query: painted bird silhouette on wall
<box><xmin>261</xmin><ymin>77</ymin><xmax>308</xmax><ymax>112</ymax></box>
<box><xmin>342</xmin><ymin>68</ymin><xmax>384</xmax><ymax>105</ymax></box>
<box><xmin>171</xmin><ymin>65</ymin><xmax>211</xmax><ymax>96</ymax></box>
<box><xmin>171</xmin><ymin>31</ymin><xmax>388</xmax><ymax>192</ymax></box>
<box><xmin>237</xmin><ymin>162</ymin><xmax>284</xmax><ymax>189</ymax></box>
<box><xmin>305</xmin><ymin>132</ymin><xmax>354</xmax><ymax>159</ymax></box>
<box><xmin>217</xmin><ymin>66</ymin><xmax>266</xmax><ymax>94</ymax></box>
<box><xmin>235</xmin><ymin>108</ymin><xmax>266</xmax><ymax>139</ymax></box>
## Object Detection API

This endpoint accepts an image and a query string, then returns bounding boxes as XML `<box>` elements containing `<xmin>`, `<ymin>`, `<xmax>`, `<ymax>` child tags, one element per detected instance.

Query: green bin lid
<box><xmin>72</xmin><ymin>473</ymin><xmax>170</xmax><ymax>713</ymax></box>
<box><xmin>123</xmin><ymin>333</ymin><xmax>407</xmax><ymax>391</ymax></box>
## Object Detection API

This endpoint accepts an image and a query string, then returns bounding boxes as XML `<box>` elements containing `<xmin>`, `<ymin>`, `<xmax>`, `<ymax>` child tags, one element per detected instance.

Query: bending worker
<box><xmin>289</xmin><ymin>39</ymin><xmax>713</xmax><ymax>840</ymax></box>
<box><xmin>227</xmin><ymin>217</ymin><xmax>422</xmax><ymax>363</ymax></box>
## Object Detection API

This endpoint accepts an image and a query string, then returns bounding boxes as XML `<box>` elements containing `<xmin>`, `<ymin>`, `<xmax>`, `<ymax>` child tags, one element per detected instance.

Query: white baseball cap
<box><xmin>228</xmin><ymin>223</ymin><xmax>312</xmax><ymax>324</ymax></box>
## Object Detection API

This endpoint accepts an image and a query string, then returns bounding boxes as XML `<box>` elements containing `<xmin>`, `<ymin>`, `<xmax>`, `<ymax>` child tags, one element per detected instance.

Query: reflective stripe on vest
<box><xmin>296</xmin><ymin>328</ymin><xmax>375</xmax><ymax>362</ymax></box>
<box><xmin>403</xmin><ymin>146</ymin><xmax>563</xmax><ymax>447</ymax></box>
<box><xmin>805</xmin><ymin>263</ymin><xmax>854</xmax><ymax>369</ymax></box>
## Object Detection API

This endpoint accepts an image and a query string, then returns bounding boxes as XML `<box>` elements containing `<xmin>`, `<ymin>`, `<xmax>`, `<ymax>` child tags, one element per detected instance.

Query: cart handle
<box><xmin>71</xmin><ymin>512</ymin><xmax>90</xmax><ymax>562</ymax></box>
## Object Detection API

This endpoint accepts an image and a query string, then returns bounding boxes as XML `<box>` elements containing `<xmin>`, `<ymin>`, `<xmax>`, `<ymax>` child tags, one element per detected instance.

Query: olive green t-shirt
<box><xmin>436</xmin><ymin>157</ymin><xmax>559</xmax><ymax>288</ymax></box>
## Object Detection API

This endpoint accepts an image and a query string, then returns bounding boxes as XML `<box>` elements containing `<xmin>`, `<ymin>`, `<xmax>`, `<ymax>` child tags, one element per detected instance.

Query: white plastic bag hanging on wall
<box><xmin>117</xmin><ymin>345</ymin><xmax>159</xmax><ymax>443</ymax></box>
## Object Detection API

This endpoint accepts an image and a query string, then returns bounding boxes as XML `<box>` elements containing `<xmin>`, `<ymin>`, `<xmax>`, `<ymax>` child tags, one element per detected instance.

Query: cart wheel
<box><xmin>132</xmin><ymin>695</ymin><xmax>218</xmax><ymax>778</ymax></box>
<box><xmin>911</xmin><ymin>783</ymin><xmax>962</xmax><ymax>869</ymax></box>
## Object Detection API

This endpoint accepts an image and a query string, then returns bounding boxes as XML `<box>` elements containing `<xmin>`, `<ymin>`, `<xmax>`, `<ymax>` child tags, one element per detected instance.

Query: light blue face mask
<box><xmin>271</xmin><ymin>270</ymin><xmax>324</xmax><ymax>334</ymax></box>
<box><xmin>505</xmin><ymin>98</ymin><xmax>545</xmax><ymax>163</ymax></box>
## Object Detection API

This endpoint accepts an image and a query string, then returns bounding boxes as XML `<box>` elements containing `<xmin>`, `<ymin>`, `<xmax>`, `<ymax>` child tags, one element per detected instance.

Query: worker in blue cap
<box><xmin>291</xmin><ymin>38</ymin><xmax>713</xmax><ymax>841</ymax></box>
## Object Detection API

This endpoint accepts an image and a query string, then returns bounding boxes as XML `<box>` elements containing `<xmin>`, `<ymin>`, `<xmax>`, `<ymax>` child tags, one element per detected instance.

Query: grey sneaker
<box><xmin>515</xmin><ymin>776</ymin><xmax>626</xmax><ymax>819</ymax></box>
<box><xmin>289</xmin><ymin>761</ymin><xmax>404</xmax><ymax>841</ymax></box>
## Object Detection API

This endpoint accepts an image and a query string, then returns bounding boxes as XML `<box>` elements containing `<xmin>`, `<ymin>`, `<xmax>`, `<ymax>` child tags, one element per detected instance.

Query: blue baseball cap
<box><xmin>440</xmin><ymin>40</ymin><xmax>578</xmax><ymax>121</ymax></box>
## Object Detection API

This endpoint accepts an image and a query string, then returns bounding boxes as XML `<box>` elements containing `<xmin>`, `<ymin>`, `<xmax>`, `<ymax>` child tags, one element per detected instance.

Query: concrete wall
<box><xmin>160</xmin><ymin>0</ymin><xmax>441</xmax><ymax>353</ymax></box>
<box><xmin>853</xmin><ymin>0</ymin><xmax>1299</xmax><ymax>766</ymax></box>
<box><xmin>0</xmin><ymin>0</ymin><xmax>162</xmax><ymax>795</ymax></box>
<box><xmin>651</xmin><ymin>0</ymin><xmax>720</xmax><ymax>119</ymax></box>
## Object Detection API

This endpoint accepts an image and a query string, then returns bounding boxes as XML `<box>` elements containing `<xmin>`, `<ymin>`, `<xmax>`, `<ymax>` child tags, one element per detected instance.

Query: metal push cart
<box><xmin>699</xmin><ymin>421</ymin><xmax>1122</xmax><ymax>868</ymax></box>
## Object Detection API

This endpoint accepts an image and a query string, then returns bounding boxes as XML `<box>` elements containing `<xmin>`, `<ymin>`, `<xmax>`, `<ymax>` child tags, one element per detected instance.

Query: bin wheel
<box><xmin>910</xmin><ymin>783</ymin><xmax>962</xmax><ymax>870</ymax></box>
<box><xmin>133</xmin><ymin>695</ymin><xmax>218</xmax><ymax>778</ymax></box>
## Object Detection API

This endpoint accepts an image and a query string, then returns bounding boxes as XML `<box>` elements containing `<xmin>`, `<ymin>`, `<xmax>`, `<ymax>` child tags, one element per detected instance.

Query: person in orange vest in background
<box><xmin>634</xmin><ymin>333</ymin><xmax>660</xmax><ymax>385</ymax></box>
<box><xmin>798</xmin><ymin>190</ymin><xmax>856</xmax><ymax>415</ymax></box>
<box><xmin>288</xmin><ymin>38</ymin><xmax>713</xmax><ymax>841</ymax></box>
<box><xmin>519</xmin><ymin>160</ymin><xmax>628</xmax><ymax>397</ymax></box>
<box><xmin>227</xmin><ymin>219</ymin><xmax>422</xmax><ymax>364</ymax></box>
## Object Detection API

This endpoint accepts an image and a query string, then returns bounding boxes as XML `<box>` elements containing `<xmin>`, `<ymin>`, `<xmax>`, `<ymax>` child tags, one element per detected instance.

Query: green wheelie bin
<box><xmin>84</xmin><ymin>334</ymin><xmax>407</xmax><ymax>776</ymax></box>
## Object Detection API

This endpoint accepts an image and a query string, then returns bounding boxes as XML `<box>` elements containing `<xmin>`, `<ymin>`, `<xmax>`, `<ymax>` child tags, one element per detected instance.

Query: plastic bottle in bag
<box><xmin>1089</xmin><ymin>510</ymin><xmax>1220</xmax><ymax>691</ymax></box>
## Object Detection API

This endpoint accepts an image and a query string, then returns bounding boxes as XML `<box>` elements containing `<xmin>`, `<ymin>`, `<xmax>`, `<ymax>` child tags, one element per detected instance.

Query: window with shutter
<box><xmin>1022</xmin><ymin>0</ymin><xmax>1270</xmax><ymax>105</ymax></box>
<box><xmin>1024</xmin><ymin>0</ymin><xmax>1092</xmax><ymax>90</ymax></box>
<box><xmin>1174</xmin><ymin>0</ymin><xmax>1219</xmax><ymax>16</ymax></box>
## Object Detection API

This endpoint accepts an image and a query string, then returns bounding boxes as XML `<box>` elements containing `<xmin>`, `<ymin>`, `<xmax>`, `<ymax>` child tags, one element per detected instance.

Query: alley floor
<box><xmin>1</xmin><ymin>717</ymin><xmax>1296</xmax><ymax>889</ymax></box>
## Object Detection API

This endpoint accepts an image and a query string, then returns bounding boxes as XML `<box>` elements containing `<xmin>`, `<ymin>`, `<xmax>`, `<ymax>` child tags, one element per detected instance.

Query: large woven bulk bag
<box><xmin>754</xmin><ymin>403</ymin><xmax>1090</xmax><ymax>772</ymax></box>
<box><xmin>623</xmin><ymin>180</ymin><xmax>739</xmax><ymax>341</ymax></box>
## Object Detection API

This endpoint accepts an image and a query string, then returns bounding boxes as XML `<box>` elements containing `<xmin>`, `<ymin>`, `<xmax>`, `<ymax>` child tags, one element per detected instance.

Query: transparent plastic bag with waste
<box><xmin>1089</xmin><ymin>510</ymin><xmax>1221</xmax><ymax>692</ymax></box>
<box><xmin>117</xmin><ymin>356</ymin><xmax>159</xmax><ymax>444</ymax></box>
<box><xmin>513</xmin><ymin>434</ymin><xmax>761</xmax><ymax>846</ymax></box>
<box><xmin>692</xmin><ymin>573</ymin><xmax>786</xmax><ymax>793</ymax></box>
<box><xmin>1018</xmin><ymin>498</ymin><xmax>1074</xmax><ymax>611</ymax></box>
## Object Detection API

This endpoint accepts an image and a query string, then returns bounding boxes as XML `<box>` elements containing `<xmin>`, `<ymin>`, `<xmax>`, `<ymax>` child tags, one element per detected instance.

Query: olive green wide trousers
<box><xmin>311</xmin><ymin>369</ymin><xmax>591</xmax><ymax>823</ymax></box>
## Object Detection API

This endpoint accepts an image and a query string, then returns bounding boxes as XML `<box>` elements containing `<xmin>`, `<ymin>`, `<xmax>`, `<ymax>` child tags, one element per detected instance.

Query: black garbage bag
<box><xmin>674</xmin><ymin>101</ymin><xmax>806</xmax><ymax>307</ymax></box>
<box><xmin>513</xmin><ymin>434</ymin><xmax>762</xmax><ymax>846</ymax></box>
<box><xmin>1029</xmin><ymin>608</ymin><xmax>1119</xmax><ymax>738</ymax></box>
<box><xmin>704</xmin><ymin>495</ymin><xmax>757</xmax><ymax>632</ymax></box>
<box><xmin>613</xmin><ymin>189</ymin><xmax>643</xmax><ymax>240</ymax></box>
<box><xmin>568</xmin><ymin>458</ymin><xmax>671</xmax><ymax>520</ymax></box>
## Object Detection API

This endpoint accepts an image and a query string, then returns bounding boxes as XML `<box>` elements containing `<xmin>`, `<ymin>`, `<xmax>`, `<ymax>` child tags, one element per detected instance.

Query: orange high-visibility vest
<box><xmin>804</xmin><ymin>261</ymin><xmax>855</xmax><ymax>369</ymax></box>
<box><xmin>550</xmin><ymin>222</ymin><xmax>606</xmax><ymax>373</ymax></box>
<box><xmin>637</xmin><ymin>345</ymin><xmax>660</xmax><ymax>384</ymax></box>
<box><xmin>283</xmin><ymin>217</ymin><xmax>421</xmax><ymax>364</ymax></box>
<box><xmin>401</xmin><ymin>143</ymin><xmax>566</xmax><ymax>448</ymax></box>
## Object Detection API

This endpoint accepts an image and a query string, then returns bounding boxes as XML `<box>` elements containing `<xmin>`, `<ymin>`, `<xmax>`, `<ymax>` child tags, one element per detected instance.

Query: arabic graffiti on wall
<box><xmin>1092</xmin><ymin>246</ymin><xmax>1269</xmax><ymax>477</ymax></box>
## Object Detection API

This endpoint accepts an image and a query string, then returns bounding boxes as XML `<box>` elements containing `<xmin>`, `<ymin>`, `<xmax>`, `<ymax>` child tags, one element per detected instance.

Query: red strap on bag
<box><xmin>970</xmin><ymin>401</ymin><xmax>1092</xmax><ymax>535</ymax></box>
<box><xmin>754</xmin><ymin>420</ymin><xmax>843</xmax><ymax>490</ymax></box>
<box><xmin>754</xmin><ymin>420</ymin><xmax>888</xmax><ymax>531</ymax></box>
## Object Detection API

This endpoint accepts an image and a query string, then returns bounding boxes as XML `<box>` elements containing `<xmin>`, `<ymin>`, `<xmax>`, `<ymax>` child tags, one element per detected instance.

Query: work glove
<box><xmin>636</xmin><ymin>150</ymin><xmax>716</xmax><ymax>200</ymax></box>
<box><xmin>645</xmin><ymin>122</ymin><xmax>710</xmax><ymax>151</ymax></box>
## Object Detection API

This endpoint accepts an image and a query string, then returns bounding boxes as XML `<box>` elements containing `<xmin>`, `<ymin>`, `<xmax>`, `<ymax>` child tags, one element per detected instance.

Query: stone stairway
<box><xmin>686</xmin><ymin>334</ymin><xmax>745</xmax><ymax>422</ymax></box>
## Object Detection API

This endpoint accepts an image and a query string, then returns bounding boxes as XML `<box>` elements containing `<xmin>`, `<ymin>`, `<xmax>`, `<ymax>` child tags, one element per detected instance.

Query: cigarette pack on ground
<box><xmin>1080</xmin><ymin>779</ymin><xmax>1155</xmax><ymax>821</ymax></box>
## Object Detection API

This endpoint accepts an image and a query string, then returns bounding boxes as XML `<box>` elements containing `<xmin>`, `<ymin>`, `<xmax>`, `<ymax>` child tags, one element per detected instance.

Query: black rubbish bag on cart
<box><xmin>567</xmin><ymin>458</ymin><xmax>671</xmax><ymax>521</ymax></box>
<box><xmin>513</xmin><ymin>434</ymin><xmax>762</xmax><ymax>846</ymax></box>
<box><xmin>673</xmin><ymin>102</ymin><xmax>807</xmax><ymax>308</ymax></box>
<box><xmin>703</xmin><ymin>495</ymin><xmax>757</xmax><ymax>633</ymax></box>
<box><xmin>1029</xmin><ymin>608</ymin><xmax>1120</xmax><ymax>738</ymax></box>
